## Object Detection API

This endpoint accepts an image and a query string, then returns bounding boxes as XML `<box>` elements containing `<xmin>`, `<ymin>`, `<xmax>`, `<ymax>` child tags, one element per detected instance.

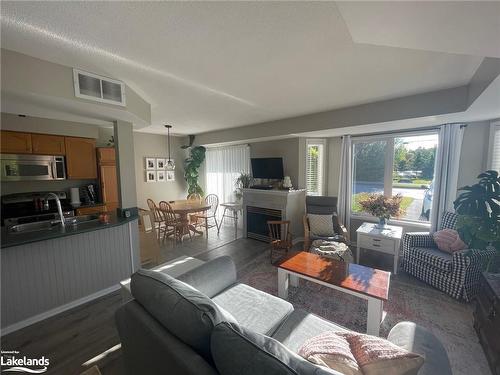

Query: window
<box><xmin>205</xmin><ymin>144</ymin><xmax>250</xmax><ymax>205</ymax></box>
<box><xmin>306</xmin><ymin>139</ymin><xmax>325</xmax><ymax>196</ymax></box>
<box><xmin>351</xmin><ymin>132</ymin><xmax>438</xmax><ymax>223</ymax></box>
<box><xmin>488</xmin><ymin>122</ymin><xmax>500</xmax><ymax>172</ymax></box>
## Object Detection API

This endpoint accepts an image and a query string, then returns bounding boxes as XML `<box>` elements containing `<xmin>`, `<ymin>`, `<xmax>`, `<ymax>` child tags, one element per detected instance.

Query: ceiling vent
<box><xmin>73</xmin><ymin>69</ymin><xmax>126</xmax><ymax>106</ymax></box>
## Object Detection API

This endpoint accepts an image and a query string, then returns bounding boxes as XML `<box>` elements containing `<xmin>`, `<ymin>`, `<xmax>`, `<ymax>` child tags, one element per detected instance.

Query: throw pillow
<box><xmin>298</xmin><ymin>331</ymin><xmax>362</xmax><ymax>375</ymax></box>
<box><xmin>433</xmin><ymin>229</ymin><xmax>467</xmax><ymax>253</ymax></box>
<box><xmin>299</xmin><ymin>331</ymin><xmax>424</xmax><ymax>375</ymax></box>
<box><xmin>211</xmin><ymin>322</ymin><xmax>342</xmax><ymax>375</ymax></box>
<box><xmin>308</xmin><ymin>214</ymin><xmax>335</xmax><ymax>237</ymax></box>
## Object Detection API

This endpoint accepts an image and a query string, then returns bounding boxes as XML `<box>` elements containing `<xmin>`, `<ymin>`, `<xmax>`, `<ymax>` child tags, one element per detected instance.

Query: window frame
<box><xmin>487</xmin><ymin>121</ymin><xmax>500</xmax><ymax>171</ymax></box>
<box><xmin>305</xmin><ymin>138</ymin><xmax>327</xmax><ymax>196</ymax></box>
<box><xmin>350</xmin><ymin>129</ymin><xmax>438</xmax><ymax>227</ymax></box>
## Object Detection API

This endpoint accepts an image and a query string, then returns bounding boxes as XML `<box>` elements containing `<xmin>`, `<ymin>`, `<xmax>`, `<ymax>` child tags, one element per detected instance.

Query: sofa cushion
<box><xmin>130</xmin><ymin>269</ymin><xmax>236</xmax><ymax>362</ymax></box>
<box><xmin>272</xmin><ymin>309</ymin><xmax>348</xmax><ymax>353</ymax></box>
<box><xmin>211</xmin><ymin>322</ymin><xmax>342</xmax><ymax>375</ymax></box>
<box><xmin>212</xmin><ymin>283</ymin><xmax>294</xmax><ymax>336</ymax></box>
<box><xmin>407</xmin><ymin>247</ymin><xmax>453</xmax><ymax>272</ymax></box>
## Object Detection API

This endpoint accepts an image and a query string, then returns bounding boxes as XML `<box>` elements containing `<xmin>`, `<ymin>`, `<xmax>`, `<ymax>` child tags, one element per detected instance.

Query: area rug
<box><xmin>237</xmin><ymin>250</ymin><xmax>491</xmax><ymax>375</ymax></box>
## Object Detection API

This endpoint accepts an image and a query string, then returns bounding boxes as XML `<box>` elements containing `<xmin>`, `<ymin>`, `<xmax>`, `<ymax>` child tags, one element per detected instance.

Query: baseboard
<box><xmin>1</xmin><ymin>284</ymin><xmax>121</xmax><ymax>336</ymax></box>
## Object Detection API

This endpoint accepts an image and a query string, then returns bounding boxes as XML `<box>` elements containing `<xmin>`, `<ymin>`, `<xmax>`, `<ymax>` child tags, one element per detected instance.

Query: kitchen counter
<box><xmin>1</xmin><ymin>214</ymin><xmax>138</xmax><ymax>248</ymax></box>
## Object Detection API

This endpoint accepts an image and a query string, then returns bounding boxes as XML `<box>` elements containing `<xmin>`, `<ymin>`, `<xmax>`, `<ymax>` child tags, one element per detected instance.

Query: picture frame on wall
<box><xmin>156</xmin><ymin>158</ymin><xmax>166</xmax><ymax>170</ymax></box>
<box><xmin>146</xmin><ymin>171</ymin><xmax>156</xmax><ymax>182</ymax></box>
<box><xmin>166</xmin><ymin>171</ymin><xmax>175</xmax><ymax>182</ymax></box>
<box><xmin>157</xmin><ymin>170</ymin><xmax>166</xmax><ymax>182</ymax></box>
<box><xmin>145</xmin><ymin>157</ymin><xmax>156</xmax><ymax>170</ymax></box>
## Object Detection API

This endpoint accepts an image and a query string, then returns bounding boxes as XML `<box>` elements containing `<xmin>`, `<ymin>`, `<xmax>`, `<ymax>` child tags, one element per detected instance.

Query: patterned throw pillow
<box><xmin>299</xmin><ymin>331</ymin><xmax>424</xmax><ymax>375</ymax></box>
<box><xmin>308</xmin><ymin>214</ymin><xmax>335</xmax><ymax>237</ymax></box>
<box><xmin>433</xmin><ymin>229</ymin><xmax>467</xmax><ymax>253</ymax></box>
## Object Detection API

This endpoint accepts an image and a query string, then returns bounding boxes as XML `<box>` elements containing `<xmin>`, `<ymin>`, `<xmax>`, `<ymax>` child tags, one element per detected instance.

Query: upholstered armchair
<box><xmin>402</xmin><ymin>211</ymin><xmax>496</xmax><ymax>302</ymax></box>
<box><xmin>303</xmin><ymin>196</ymin><xmax>348</xmax><ymax>250</ymax></box>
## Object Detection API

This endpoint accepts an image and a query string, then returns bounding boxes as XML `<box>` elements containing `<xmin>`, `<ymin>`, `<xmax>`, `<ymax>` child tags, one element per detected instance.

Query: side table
<box><xmin>356</xmin><ymin>222</ymin><xmax>403</xmax><ymax>274</ymax></box>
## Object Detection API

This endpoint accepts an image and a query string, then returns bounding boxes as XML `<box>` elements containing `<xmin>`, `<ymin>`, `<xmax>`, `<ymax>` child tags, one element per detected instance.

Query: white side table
<box><xmin>356</xmin><ymin>222</ymin><xmax>403</xmax><ymax>274</ymax></box>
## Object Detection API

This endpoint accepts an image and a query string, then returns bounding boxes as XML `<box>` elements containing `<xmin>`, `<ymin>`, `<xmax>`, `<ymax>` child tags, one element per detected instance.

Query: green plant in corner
<box><xmin>184</xmin><ymin>146</ymin><xmax>206</xmax><ymax>195</ymax></box>
<box><xmin>453</xmin><ymin>170</ymin><xmax>500</xmax><ymax>271</ymax></box>
<box><xmin>234</xmin><ymin>173</ymin><xmax>253</xmax><ymax>202</ymax></box>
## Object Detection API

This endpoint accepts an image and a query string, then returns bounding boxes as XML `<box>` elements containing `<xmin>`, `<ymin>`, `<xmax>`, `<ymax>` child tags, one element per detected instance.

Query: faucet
<box><xmin>44</xmin><ymin>192</ymin><xmax>65</xmax><ymax>227</ymax></box>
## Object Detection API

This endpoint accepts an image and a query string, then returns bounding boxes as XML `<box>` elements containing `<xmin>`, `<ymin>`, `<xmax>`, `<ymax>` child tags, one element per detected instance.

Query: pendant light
<box><xmin>164</xmin><ymin>124</ymin><xmax>175</xmax><ymax>171</ymax></box>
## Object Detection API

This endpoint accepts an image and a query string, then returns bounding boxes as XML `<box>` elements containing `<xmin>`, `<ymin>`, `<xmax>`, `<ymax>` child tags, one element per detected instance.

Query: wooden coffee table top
<box><xmin>274</xmin><ymin>251</ymin><xmax>390</xmax><ymax>301</ymax></box>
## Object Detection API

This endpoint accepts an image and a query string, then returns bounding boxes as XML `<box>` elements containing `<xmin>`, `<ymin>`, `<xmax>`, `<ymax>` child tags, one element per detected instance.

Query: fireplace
<box><xmin>246</xmin><ymin>206</ymin><xmax>282</xmax><ymax>242</ymax></box>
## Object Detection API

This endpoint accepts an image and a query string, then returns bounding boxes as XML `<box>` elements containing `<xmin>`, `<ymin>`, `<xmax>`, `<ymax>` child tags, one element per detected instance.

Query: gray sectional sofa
<box><xmin>115</xmin><ymin>256</ymin><xmax>452</xmax><ymax>375</ymax></box>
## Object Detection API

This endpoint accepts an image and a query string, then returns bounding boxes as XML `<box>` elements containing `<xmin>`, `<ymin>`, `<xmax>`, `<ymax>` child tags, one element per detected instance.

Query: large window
<box><xmin>306</xmin><ymin>139</ymin><xmax>325</xmax><ymax>196</ymax></box>
<box><xmin>351</xmin><ymin>132</ymin><xmax>438</xmax><ymax>223</ymax></box>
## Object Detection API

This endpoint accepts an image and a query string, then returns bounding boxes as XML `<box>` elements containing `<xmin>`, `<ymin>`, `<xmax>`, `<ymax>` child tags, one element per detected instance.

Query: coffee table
<box><xmin>274</xmin><ymin>251</ymin><xmax>390</xmax><ymax>336</ymax></box>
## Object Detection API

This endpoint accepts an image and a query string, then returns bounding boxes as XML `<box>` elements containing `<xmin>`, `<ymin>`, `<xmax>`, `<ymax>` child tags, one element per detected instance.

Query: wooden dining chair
<box><xmin>267</xmin><ymin>220</ymin><xmax>293</xmax><ymax>262</ymax></box>
<box><xmin>147</xmin><ymin>198</ymin><xmax>165</xmax><ymax>241</ymax></box>
<box><xmin>158</xmin><ymin>201</ymin><xmax>189</xmax><ymax>243</ymax></box>
<box><xmin>193</xmin><ymin>194</ymin><xmax>219</xmax><ymax>237</ymax></box>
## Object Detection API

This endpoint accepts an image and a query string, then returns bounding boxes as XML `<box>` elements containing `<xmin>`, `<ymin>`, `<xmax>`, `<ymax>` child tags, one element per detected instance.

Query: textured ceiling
<box><xmin>0</xmin><ymin>2</ymin><xmax>488</xmax><ymax>135</ymax></box>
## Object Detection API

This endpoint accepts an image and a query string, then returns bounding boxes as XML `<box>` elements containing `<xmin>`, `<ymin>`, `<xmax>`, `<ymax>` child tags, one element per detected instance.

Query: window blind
<box><xmin>306</xmin><ymin>142</ymin><xmax>324</xmax><ymax>196</ymax></box>
<box><xmin>490</xmin><ymin>125</ymin><xmax>500</xmax><ymax>172</ymax></box>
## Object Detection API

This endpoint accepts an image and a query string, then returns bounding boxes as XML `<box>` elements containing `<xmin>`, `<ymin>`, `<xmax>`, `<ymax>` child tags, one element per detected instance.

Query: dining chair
<box><xmin>193</xmin><ymin>194</ymin><xmax>219</xmax><ymax>237</ymax></box>
<box><xmin>158</xmin><ymin>201</ymin><xmax>189</xmax><ymax>243</ymax></box>
<box><xmin>267</xmin><ymin>220</ymin><xmax>293</xmax><ymax>263</ymax></box>
<box><xmin>147</xmin><ymin>198</ymin><xmax>165</xmax><ymax>241</ymax></box>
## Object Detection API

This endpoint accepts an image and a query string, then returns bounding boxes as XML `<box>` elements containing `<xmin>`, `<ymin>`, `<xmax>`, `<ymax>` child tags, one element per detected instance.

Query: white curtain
<box><xmin>337</xmin><ymin>135</ymin><xmax>352</xmax><ymax>229</ymax></box>
<box><xmin>430</xmin><ymin>124</ymin><xmax>465</xmax><ymax>231</ymax></box>
<box><xmin>205</xmin><ymin>144</ymin><xmax>250</xmax><ymax>205</ymax></box>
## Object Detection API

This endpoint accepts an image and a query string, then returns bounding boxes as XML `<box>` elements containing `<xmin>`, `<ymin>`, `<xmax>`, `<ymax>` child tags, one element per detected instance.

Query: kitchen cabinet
<box><xmin>97</xmin><ymin>147</ymin><xmax>119</xmax><ymax>212</ymax></box>
<box><xmin>1</xmin><ymin>131</ymin><xmax>32</xmax><ymax>154</ymax></box>
<box><xmin>31</xmin><ymin>134</ymin><xmax>66</xmax><ymax>155</ymax></box>
<box><xmin>65</xmin><ymin>137</ymin><xmax>97</xmax><ymax>179</ymax></box>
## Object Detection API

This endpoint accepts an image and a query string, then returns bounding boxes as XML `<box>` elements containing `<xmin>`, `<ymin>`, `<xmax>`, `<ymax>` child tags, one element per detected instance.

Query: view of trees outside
<box><xmin>352</xmin><ymin>134</ymin><xmax>438</xmax><ymax>222</ymax></box>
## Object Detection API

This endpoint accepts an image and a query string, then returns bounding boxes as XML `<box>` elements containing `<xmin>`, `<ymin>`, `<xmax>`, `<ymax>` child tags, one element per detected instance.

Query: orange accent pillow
<box><xmin>433</xmin><ymin>229</ymin><xmax>467</xmax><ymax>253</ymax></box>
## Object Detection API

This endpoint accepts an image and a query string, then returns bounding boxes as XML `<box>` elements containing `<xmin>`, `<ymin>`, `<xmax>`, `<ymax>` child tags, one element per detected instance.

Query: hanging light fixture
<box><xmin>164</xmin><ymin>124</ymin><xmax>175</xmax><ymax>171</ymax></box>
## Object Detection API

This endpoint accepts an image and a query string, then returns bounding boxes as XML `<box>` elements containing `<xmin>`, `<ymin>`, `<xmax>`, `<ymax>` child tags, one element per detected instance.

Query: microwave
<box><xmin>1</xmin><ymin>154</ymin><xmax>66</xmax><ymax>181</ymax></box>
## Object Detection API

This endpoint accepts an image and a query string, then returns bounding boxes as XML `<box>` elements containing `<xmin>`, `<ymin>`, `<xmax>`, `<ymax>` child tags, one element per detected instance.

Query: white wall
<box><xmin>457</xmin><ymin>120</ymin><xmax>490</xmax><ymax>189</ymax></box>
<box><xmin>133</xmin><ymin>133</ymin><xmax>187</xmax><ymax>209</ymax></box>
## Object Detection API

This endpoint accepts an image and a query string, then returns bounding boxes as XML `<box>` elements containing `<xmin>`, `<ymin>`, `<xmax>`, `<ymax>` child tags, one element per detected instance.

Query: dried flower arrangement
<box><xmin>359</xmin><ymin>193</ymin><xmax>403</xmax><ymax>227</ymax></box>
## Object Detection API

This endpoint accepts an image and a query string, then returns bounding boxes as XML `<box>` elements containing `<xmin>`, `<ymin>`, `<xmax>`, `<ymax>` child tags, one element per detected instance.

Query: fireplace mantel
<box><xmin>242</xmin><ymin>189</ymin><xmax>306</xmax><ymax>242</ymax></box>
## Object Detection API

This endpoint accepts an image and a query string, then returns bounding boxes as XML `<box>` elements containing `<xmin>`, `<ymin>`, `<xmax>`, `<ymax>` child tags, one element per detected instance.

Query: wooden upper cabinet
<box><xmin>1</xmin><ymin>131</ymin><xmax>32</xmax><ymax>154</ymax></box>
<box><xmin>97</xmin><ymin>147</ymin><xmax>116</xmax><ymax>164</ymax></box>
<box><xmin>100</xmin><ymin>164</ymin><xmax>119</xmax><ymax>206</ymax></box>
<box><xmin>65</xmin><ymin>137</ymin><xmax>97</xmax><ymax>179</ymax></box>
<box><xmin>31</xmin><ymin>134</ymin><xmax>66</xmax><ymax>155</ymax></box>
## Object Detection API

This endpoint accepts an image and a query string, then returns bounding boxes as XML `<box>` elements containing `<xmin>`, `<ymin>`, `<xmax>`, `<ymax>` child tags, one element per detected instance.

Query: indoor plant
<box><xmin>184</xmin><ymin>146</ymin><xmax>206</xmax><ymax>195</ymax></box>
<box><xmin>359</xmin><ymin>193</ymin><xmax>403</xmax><ymax>227</ymax></box>
<box><xmin>453</xmin><ymin>170</ymin><xmax>500</xmax><ymax>272</ymax></box>
<box><xmin>234</xmin><ymin>173</ymin><xmax>253</xmax><ymax>202</ymax></box>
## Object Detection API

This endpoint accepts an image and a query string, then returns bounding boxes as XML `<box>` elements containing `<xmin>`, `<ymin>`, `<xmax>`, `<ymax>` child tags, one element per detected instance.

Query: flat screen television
<box><xmin>251</xmin><ymin>157</ymin><xmax>284</xmax><ymax>179</ymax></box>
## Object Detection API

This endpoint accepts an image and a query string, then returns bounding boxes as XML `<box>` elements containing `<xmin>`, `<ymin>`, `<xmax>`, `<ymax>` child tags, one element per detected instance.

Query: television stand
<box><xmin>250</xmin><ymin>185</ymin><xmax>274</xmax><ymax>190</ymax></box>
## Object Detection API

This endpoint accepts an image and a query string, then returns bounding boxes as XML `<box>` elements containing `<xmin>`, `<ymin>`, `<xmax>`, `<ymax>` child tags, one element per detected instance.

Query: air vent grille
<box><xmin>73</xmin><ymin>69</ymin><xmax>126</xmax><ymax>106</ymax></box>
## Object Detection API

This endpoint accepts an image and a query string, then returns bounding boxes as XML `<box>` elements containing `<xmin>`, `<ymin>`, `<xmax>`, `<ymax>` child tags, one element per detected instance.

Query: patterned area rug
<box><xmin>237</xmin><ymin>250</ymin><xmax>491</xmax><ymax>375</ymax></box>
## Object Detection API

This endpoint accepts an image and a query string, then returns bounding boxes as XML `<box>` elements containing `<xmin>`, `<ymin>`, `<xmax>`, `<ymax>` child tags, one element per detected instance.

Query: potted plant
<box><xmin>453</xmin><ymin>170</ymin><xmax>500</xmax><ymax>273</ymax></box>
<box><xmin>359</xmin><ymin>193</ymin><xmax>403</xmax><ymax>228</ymax></box>
<box><xmin>184</xmin><ymin>146</ymin><xmax>206</xmax><ymax>195</ymax></box>
<box><xmin>234</xmin><ymin>173</ymin><xmax>253</xmax><ymax>202</ymax></box>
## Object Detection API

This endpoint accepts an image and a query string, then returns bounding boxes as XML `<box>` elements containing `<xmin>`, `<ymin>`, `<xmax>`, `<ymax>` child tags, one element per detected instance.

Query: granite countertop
<box><xmin>1</xmin><ymin>215</ymin><xmax>138</xmax><ymax>249</ymax></box>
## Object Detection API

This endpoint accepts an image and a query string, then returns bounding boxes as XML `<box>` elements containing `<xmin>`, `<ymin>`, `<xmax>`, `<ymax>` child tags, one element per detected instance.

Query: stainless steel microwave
<box><xmin>1</xmin><ymin>154</ymin><xmax>66</xmax><ymax>181</ymax></box>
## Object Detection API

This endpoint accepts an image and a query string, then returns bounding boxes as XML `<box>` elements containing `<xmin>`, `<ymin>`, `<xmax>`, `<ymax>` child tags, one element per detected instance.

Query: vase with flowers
<box><xmin>359</xmin><ymin>193</ymin><xmax>403</xmax><ymax>228</ymax></box>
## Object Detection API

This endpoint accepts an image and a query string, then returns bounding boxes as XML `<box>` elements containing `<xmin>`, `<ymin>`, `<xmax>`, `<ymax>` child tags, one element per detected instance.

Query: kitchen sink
<box><xmin>8</xmin><ymin>215</ymin><xmax>100</xmax><ymax>233</ymax></box>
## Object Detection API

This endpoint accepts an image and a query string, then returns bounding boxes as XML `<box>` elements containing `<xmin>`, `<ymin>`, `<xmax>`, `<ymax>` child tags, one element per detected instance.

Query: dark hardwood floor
<box><xmin>1</xmin><ymin>223</ymin><xmax>267</xmax><ymax>375</ymax></box>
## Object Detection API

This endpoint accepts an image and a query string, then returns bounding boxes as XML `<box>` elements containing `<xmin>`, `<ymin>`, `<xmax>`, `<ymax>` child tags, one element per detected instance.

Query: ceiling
<box><xmin>0</xmin><ymin>1</ymin><xmax>497</xmax><ymax>135</ymax></box>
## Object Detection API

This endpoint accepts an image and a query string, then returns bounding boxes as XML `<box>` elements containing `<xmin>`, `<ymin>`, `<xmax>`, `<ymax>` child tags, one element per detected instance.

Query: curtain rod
<box><xmin>344</xmin><ymin>123</ymin><xmax>467</xmax><ymax>139</ymax></box>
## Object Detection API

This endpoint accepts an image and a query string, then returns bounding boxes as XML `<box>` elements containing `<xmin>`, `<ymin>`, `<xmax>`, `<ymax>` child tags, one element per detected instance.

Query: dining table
<box><xmin>168</xmin><ymin>199</ymin><xmax>211</xmax><ymax>238</ymax></box>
